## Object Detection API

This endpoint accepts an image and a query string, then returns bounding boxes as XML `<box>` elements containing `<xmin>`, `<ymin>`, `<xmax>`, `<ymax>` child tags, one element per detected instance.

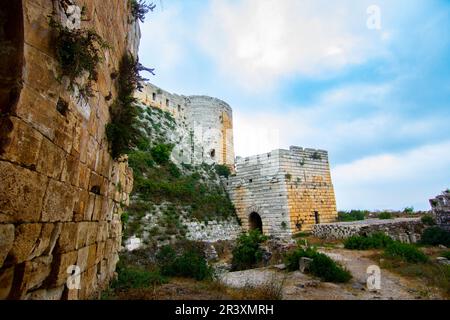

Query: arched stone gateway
<box><xmin>249</xmin><ymin>212</ymin><xmax>263</xmax><ymax>233</ymax></box>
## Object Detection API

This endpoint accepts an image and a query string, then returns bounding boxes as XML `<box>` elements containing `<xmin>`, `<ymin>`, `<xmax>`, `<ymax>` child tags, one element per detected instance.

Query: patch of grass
<box><xmin>344</xmin><ymin>233</ymin><xmax>394</xmax><ymax>250</ymax></box>
<box><xmin>378</xmin><ymin>211</ymin><xmax>393</xmax><ymax>220</ymax></box>
<box><xmin>379</xmin><ymin>256</ymin><xmax>450</xmax><ymax>297</ymax></box>
<box><xmin>384</xmin><ymin>242</ymin><xmax>428</xmax><ymax>263</ymax></box>
<box><xmin>285</xmin><ymin>247</ymin><xmax>352</xmax><ymax>283</ymax></box>
<box><xmin>231</xmin><ymin>230</ymin><xmax>268</xmax><ymax>271</ymax></box>
<box><xmin>442</xmin><ymin>251</ymin><xmax>450</xmax><ymax>260</ymax></box>
<box><xmin>421</xmin><ymin>227</ymin><xmax>450</xmax><ymax>247</ymax></box>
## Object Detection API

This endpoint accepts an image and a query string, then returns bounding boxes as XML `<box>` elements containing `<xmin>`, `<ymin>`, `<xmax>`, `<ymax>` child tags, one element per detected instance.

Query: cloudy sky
<box><xmin>138</xmin><ymin>0</ymin><xmax>450</xmax><ymax>211</ymax></box>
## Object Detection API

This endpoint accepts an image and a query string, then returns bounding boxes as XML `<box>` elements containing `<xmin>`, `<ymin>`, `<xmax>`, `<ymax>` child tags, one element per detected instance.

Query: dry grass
<box><xmin>107</xmin><ymin>275</ymin><xmax>286</xmax><ymax>300</ymax></box>
<box><xmin>372</xmin><ymin>252</ymin><xmax>450</xmax><ymax>298</ymax></box>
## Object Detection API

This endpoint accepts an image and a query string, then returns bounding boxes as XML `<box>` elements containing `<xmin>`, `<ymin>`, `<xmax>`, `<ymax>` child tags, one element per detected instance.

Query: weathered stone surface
<box><xmin>41</xmin><ymin>180</ymin><xmax>75</xmax><ymax>222</ymax></box>
<box><xmin>226</xmin><ymin>146</ymin><xmax>337</xmax><ymax>238</ymax></box>
<box><xmin>0</xmin><ymin>161</ymin><xmax>48</xmax><ymax>223</ymax></box>
<box><xmin>0</xmin><ymin>117</ymin><xmax>43</xmax><ymax>167</ymax></box>
<box><xmin>0</xmin><ymin>267</ymin><xmax>15</xmax><ymax>300</ymax></box>
<box><xmin>312</xmin><ymin>218</ymin><xmax>425</xmax><ymax>243</ymax></box>
<box><xmin>10</xmin><ymin>223</ymin><xmax>42</xmax><ymax>264</ymax></box>
<box><xmin>0</xmin><ymin>225</ymin><xmax>14</xmax><ymax>266</ymax></box>
<box><xmin>430</xmin><ymin>190</ymin><xmax>450</xmax><ymax>231</ymax></box>
<box><xmin>0</xmin><ymin>0</ymin><xmax>137</xmax><ymax>300</ymax></box>
<box><xmin>36</xmin><ymin>137</ymin><xmax>65</xmax><ymax>179</ymax></box>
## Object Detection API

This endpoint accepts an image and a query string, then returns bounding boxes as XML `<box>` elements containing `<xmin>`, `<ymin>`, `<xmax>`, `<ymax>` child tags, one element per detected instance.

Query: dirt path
<box><xmin>220</xmin><ymin>248</ymin><xmax>444</xmax><ymax>300</ymax></box>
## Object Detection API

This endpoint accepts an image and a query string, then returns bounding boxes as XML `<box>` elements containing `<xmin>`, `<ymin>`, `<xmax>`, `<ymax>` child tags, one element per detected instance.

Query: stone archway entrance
<box><xmin>249</xmin><ymin>212</ymin><xmax>263</xmax><ymax>233</ymax></box>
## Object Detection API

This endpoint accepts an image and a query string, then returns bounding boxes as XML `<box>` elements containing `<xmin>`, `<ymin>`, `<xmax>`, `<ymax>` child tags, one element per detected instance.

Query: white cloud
<box><xmin>198</xmin><ymin>0</ymin><xmax>390</xmax><ymax>91</ymax></box>
<box><xmin>332</xmin><ymin>141</ymin><xmax>450</xmax><ymax>210</ymax></box>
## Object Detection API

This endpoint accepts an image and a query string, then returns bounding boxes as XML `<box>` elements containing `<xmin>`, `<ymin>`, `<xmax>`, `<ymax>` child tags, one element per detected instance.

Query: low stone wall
<box><xmin>312</xmin><ymin>218</ymin><xmax>425</xmax><ymax>243</ymax></box>
<box><xmin>184</xmin><ymin>218</ymin><xmax>242</xmax><ymax>243</ymax></box>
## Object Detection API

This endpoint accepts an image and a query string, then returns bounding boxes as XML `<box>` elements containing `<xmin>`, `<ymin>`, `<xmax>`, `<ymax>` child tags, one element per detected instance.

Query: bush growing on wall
<box><xmin>150</xmin><ymin>143</ymin><xmax>173</xmax><ymax>164</ymax></box>
<box><xmin>49</xmin><ymin>16</ymin><xmax>108</xmax><ymax>97</ymax></box>
<box><xmin>215</xmin><ymin>164</ymin><xmax>231</xmax><ymax>178</ymax></box>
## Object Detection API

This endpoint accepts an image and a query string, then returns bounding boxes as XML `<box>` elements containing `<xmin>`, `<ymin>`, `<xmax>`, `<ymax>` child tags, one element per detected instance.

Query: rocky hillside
<box><xmin>122</xmin><ymin>102</ymin><xmax>242</xmax><ymax>251</ymax></box>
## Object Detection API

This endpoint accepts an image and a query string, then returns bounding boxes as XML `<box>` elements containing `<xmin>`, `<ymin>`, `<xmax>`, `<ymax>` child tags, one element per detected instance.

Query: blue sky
<box><xmin>138</xmin><ymin>0</ymin><xmax>450</xmax><ymax>211</ymax></box>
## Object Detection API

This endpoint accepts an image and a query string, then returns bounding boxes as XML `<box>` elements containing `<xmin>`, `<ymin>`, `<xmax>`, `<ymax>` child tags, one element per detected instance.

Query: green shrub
<box><xmin>48</xmin><ymin>16</ymin><xmax>108</xmax><ymax>97</ymax></box>
<box><xmin>338</xmin><ymin>210</ymin><xmax>366</xmax><ymax>222</ymax></box>
<box><xmin>156</xmin><ymin>245</ymin><xmax>212</xmax><ymax>281</ymax></box>
<box><xmin>344</xmin><ymin>233</ymin><xmax>394</xmax><ymax>250</ymax></box>
<box><xmin>378</xmin><ymin>211</ymin><xmax>392</xmax><ymax>220</ymax></box>
<box><xmin>130</xmin><ymin>0</ymin><xmax>156</xmax><ymax>23</ymax></box>
<box><xmin>442</xmin><ymin>251</ymin><xmax>450</xmax><ymax>260</ymax></box>
<box><xmin>150</xmin><ymin>144</ymin><xmax>173</xmax><ymax>164</ymax></box>
<box><xmin>404</xmin><ymin>207</ymin><xmax>415</xmax><ymax>214</ymax></box>
<box><xmin>384</xmin><ymin>242</ymin><xmax>428</xmax><ymax>263</ymax></box>
<box><xmin>231</xmin><ymin>230</ymin><xmax>268</xmax><ymax>271</ymax></box>
<box><xmin>112</xmin><ymin>264</ymin><xmax>167</xmax><ymax>289</ymax></box>
<box><xmin>421</xmin><ymin>215</ymin><xmax>436</xmax><ymax>226</ymax></box>
<box><xmin>285</xmin><ymin>247</ymin><xmax>351</xmax><ymax>283</ymax></box>
<box><xmin>215</xmin><ymin>164</ymin><xmax>231</xmax><ymax>178</ymax></box>
<box><xmin>106</xmin><ymin>54</ymin><xmax>145</xmax><ymax>159</ymax></box>
<box><xmin>421</xmin><ymin>227</ymin><xmax>450</xmax><ymax>247</ymax></box>
<box><xmin>121</xmin><ymin>212</ymin><xmax>129</xmax><ymax>225</ymax></box>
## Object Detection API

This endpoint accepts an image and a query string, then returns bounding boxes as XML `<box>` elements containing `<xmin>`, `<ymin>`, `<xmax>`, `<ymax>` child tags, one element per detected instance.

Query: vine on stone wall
<box><xmin>48</xmin><ymin>16</ymin><xmax>108</xmax><ymax>97</ymax></box>
<box><xmin>106</xmin><ymin>53</ymin><xmax>154</xmax><ymax>159</ymax></box>
<box><xmin>129</xmin><ymin>0</ymin><xmax>156</xmax><ymax>23</ymax></box>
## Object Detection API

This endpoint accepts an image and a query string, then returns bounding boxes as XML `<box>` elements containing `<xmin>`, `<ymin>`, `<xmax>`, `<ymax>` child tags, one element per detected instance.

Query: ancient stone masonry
<box><xmin>135</xmin><ymin>83</ymin><xmax>235</xmax><ymax>168</ymax></box>
<box><xmin>430</xmin><ymin>190</ymin><xmax>450</xmax><ymax>231</ymax></box>
<box><xmin>312</xmin><ymin>218</ymin><xmax>425</xmax><ymax>243</ymax></box>
<box><xmin>226</xmin><ymin>146</ymin><xmax>338</xmax><ymax>238</ymax></box>
<box><xmin>0</xmin><ymin>0</ymin><xmax>138</xmax><ymax>300</ymax></box>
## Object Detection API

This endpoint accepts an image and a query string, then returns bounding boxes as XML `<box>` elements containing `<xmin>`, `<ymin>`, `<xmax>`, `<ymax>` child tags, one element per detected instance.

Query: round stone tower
<box><xmin>185</xmin><ymin>96</ymin><xmax>235</xmax><ymax>167</ymax></box>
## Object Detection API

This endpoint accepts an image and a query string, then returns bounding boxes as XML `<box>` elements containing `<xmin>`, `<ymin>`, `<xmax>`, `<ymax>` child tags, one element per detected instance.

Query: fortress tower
<box><xmin>225</xmin><ymin>146</ymin><xmax>338</xmax><ymax>238</ymax></box>
<box><xmin>135</xmin><ymin>83</ymin><xmax>235</xmax><ymax>167</ymax></box>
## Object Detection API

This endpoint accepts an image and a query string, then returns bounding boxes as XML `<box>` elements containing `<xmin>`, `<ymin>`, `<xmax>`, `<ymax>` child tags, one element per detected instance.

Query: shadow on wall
<box><xmin>0</xmin><ymin>0</ymin><xmax>24</xmax><ymax>154</ymax></box>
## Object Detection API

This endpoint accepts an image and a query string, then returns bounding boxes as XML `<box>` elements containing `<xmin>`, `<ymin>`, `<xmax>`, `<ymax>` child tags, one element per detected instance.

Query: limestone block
<box><xmin>73</xmin><ymin>189</ymin><xmax>89</xmax><ymax>222</ymax></box>
<box><xmin>28</xmin><ymin>286</ymin><xmax>64</xmax><ymax>301</ymax></box>
<box><xmin>76</xmin><ymin>246</ymin><xmax>89</xmax><ymax>273</ymax></box>
<box><xmin>58</xmin><ymin>223</ymin><xmax>78</xmax><ymax>253</ymax></box>
<box><xmin>61</xmin><ymin>154</ymin><xmax>81</xmax><ymax>187</ymax></box>
<box><xmin>87</xmin><ymin>245</ymin><xmax>97</xmax><ymax>269</ymax></box>
<box><xmin>24</xmin><ymin>255</ymin><xmax>53</xmax><ymax>291</ymax></box>
<box><xmin>0</xmin><ymin>224</ymin><xmax>14</xmax><ymax>266</ymax></box>
<box><xmin>86</xmin><ymin>222</ymin><xmax>98</xmax><ymax>246</ymax></box>
<box><xmin>36</xmin><ymin>137</ymin><xmax>65</xmax><ymax>179</ymax></box>
<box><xmin>42</xmin><ymin>179</ymin><xmax>75</xmax><ymax>222</ymax></box>
<box><xmin>51</xmin><ymin>250</ymin><xmax>78</xmax><ymax>287</ymax></box>
<box><xmin>0</xmin><ymin>265</ymin><xmax>14</xmax><ymax>299</ymax></box>
<box><xmin>14</xmin><ymin>86</ymin><xmax>58</xmax><ymax>140</ymax></box>
<box><xmin>0</xmin><ymin>117</ymin><xmax>43</xmax><ymax>168</ymax></box>
<box><xmin>76</xmin><ymin>222</ymin><xmax>90</xmax><ymax>249</ymax></box>
<box><xmin>10</xmin><ymin>223</ymin><xmax>42</xmax><ymax>264</ymax></box>
<box><xmin>23</xmin><ymin>44</ymin><xmax>61</xmax><ymax>101</ymax></box>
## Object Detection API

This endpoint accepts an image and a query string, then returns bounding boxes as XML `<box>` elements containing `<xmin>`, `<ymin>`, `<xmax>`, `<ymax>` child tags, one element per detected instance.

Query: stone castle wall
<box><xmin>312</xmin><ymin>218</ymin><xmax>425</xmax><ymax>243</ymax></box>
<box><xmin>430</xmin><ymin>191</ymin><xmax>450</xmax><ymax>231</ymax></box>
<box><xmin>135</xmin><ymin>84</ymin><xmax>235</xmax><ymax>167</ymax></box>
<box><xmin>0</xmin><ymin>0</ymin><xmax>137</xmax><ymax>300</ymax></box>
<box><xmin>226</xmin><ymin>146</ymin><xmax>338</xmax><ymax>238</ymax></box>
